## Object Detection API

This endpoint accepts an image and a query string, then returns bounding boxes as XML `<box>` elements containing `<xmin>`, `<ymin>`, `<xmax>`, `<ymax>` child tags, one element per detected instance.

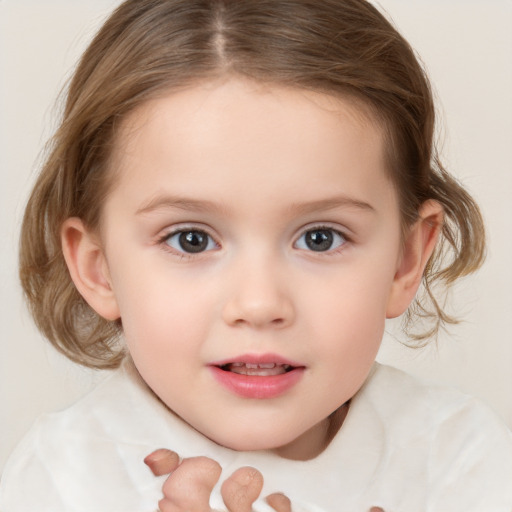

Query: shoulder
<box><xmin>362</xmin><ymin>363</ymin><xmax>512</xmax><ymax>435</ymax></box>
<box><xmin>4</xmin><ymin>359</ymin><xmax>165</xmax><ymax>445</ymax></box>
<box><xmin>356</xmin><ymin>363</ymin><xmax>512</xmax><ymax>510</ymax></box>
<box><xmin>0</xmin><ymin>361</ymin><xmax>165</xmax><ymax>511</ymax></box>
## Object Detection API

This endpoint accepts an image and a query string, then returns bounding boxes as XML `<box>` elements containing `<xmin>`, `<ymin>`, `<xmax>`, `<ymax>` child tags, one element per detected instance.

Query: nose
<box><xmin>222</xmin><ymin>259</ymin><xmax>295</xmax><ymax>329</ymax></box>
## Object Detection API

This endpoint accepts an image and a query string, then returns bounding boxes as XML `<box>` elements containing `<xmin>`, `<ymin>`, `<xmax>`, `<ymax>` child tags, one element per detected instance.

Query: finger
<box><xmin>221</xmin><ymin>466</ymin><xmax>264</xmax><ymax>512</ymax></box>
<box><xmin>160</xmin><ymin>456</ymin><xmax>222</xmax><ymax>512</ymax></box>
<box><xmin>144</xmin><ymin>449</ymin><xmax>180</xmax><ymax>476</ymax></box>
<box><xmin>369</xmin><ymin>508</ymin><xmax>385</xmax><ymax>512</ymax></box>
<box><xmin>266</xmin><ymin>493</ymin><xmax>292</xmax><ymax>512</ymax></box>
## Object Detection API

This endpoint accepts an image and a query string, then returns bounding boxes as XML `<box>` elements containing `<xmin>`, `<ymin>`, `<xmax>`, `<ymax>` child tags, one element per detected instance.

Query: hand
<box><xmin>145</xmin><ymin>449</ymin><xmax>291</xmax><ymax>512</ymax></box>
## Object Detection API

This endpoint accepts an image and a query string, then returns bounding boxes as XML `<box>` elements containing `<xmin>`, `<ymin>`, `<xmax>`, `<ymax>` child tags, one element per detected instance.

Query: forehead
<box><xmin>107</xmin><ymin>78</ymin><xmax>393</xmax><ymax>214</ymax></box>
<box><xmin>117</xmin><ymin>79</ymin><xmax>382</xmax><ymax>150</ymax></box>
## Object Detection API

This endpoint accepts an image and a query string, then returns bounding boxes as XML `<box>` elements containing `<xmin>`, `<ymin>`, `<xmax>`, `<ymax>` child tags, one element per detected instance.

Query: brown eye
<box><xmin>295</xmin><ymin>228</ymin><xmax>346</xmax><ymax>252</ymax></box>
<box><xmin>165</xmin><ymin>230</ymin><xmax>216</xmax><ymax>254</ymax></box>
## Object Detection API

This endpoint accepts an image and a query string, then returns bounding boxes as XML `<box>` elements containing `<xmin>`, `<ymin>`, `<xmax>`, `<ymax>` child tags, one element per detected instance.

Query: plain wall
<box><xmin>1</xmin><ymin>0</ymin><xmax>511</xmax><ymax>474</ymax></box>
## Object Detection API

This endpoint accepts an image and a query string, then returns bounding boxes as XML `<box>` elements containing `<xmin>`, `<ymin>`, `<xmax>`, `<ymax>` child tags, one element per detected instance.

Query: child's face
<box><xmin>96</xmin><ymin>79</ymin><xmax>405</xmax><ymax>458</ymax></box>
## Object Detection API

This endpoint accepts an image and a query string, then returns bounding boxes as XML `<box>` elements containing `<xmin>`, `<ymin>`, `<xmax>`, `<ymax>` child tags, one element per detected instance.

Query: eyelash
<box><xmin>157</xmin><ymin>224</ymin><xmax>350</xmax><ymax>258</ymax></box>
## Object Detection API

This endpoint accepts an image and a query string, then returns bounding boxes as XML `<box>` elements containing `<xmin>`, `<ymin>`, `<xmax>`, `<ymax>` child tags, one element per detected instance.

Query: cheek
<box><xmin>304</xmin><ymin>257</ymin><xmax>396</xmax><ymax>368</ymax></box>
<box><xmin>116</xmin><ymin>278</ymin><xmax>211</xmax><ymax>398</ymax></box>
<box><xmin>308</xmin><ymin>258</ymin><xmax>395</xmax><ymax>326</ymax></box>
<box><xmin>108</xmin><ymin>261</ymin><xmax>212</xmax><ymax>355</ymax></box>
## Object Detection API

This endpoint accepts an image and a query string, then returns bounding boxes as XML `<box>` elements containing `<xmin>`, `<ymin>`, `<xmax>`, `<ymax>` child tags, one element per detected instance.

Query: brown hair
<box><xmin>19</xmin><ymin>0</ymin><xmax>485</xmax><ymax>369</ymax></box>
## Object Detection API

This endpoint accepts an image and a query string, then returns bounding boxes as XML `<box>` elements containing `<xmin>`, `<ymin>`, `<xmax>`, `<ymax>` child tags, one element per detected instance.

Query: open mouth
<box><xmin>219</xmin><ymin>362</ymin><xmax>294</xmax><ymax>376</ymax></box>
<box><xmin>210</xmin><ymin>356</ymin><xmax>305</xmax><ymax>398</ymax></box>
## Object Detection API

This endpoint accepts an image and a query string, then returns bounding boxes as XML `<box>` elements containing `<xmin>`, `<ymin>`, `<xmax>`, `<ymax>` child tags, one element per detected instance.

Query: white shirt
<box><xmin>1</xmin><ymin>361</ymin><xmax>511</xmax><ymax>512</ymax></box>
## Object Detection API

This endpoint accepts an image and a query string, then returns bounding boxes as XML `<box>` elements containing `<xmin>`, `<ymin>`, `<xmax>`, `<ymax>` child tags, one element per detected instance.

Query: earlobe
<box><xmin>61</xmin><ymin>217</ymin><xmax>121</xmax><ymax>321</ymax></box>
<box><xmin>386</xmin><ymin>200</ymin><xmax>443</xmax><ymax>319</ymax></box>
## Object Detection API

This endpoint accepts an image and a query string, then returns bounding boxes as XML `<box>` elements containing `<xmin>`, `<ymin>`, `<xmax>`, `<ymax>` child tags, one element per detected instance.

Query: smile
<box><xmin>209</xmin><ymin>354</ymin><xmax>305</xmax><ymax>399</ymax></box>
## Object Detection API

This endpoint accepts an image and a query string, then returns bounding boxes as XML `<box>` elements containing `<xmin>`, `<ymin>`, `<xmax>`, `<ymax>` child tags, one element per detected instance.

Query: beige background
<box><xmin>1</xmin><ymin>0</ymin><xmax>511</xmax><ymax>474</ymax></box>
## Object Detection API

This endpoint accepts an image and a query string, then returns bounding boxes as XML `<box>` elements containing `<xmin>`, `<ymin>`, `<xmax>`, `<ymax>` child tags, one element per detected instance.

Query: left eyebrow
<box><xmin>288</xmin><ymin>195</ymin><xmax>376</xmax><ymax>216</ymax></box>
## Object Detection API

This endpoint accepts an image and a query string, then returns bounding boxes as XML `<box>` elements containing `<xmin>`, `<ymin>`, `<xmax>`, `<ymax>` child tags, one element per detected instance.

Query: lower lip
<box><xmin>209</xmin><ymin>366</ymin><xmax>305</xmax><ymax>399</ymax></box>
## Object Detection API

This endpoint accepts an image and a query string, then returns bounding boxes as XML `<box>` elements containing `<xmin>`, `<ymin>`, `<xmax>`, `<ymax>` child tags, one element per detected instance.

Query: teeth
<box><xmin>224</xmin><ymin>362</ymin><xmax>291</xmax><ymax>376</ymax></box>
<box><xmin>245</xmin><ymin>363</ymin><xmax>277</xmax><ymax>369</ymax></box>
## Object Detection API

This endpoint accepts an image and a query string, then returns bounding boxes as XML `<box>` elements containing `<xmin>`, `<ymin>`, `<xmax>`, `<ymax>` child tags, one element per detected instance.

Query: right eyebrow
<box><xmin>135</xmin><ymin>194</ymin><xmax>226</xmax><ymax>216</ymax></box>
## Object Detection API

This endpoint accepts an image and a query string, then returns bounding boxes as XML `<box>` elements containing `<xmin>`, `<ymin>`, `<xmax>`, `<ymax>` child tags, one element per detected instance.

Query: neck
<box><xmin>272</xmin><ymin>402</ymin><xmax>349</xmax><ymax>461</ymax></box>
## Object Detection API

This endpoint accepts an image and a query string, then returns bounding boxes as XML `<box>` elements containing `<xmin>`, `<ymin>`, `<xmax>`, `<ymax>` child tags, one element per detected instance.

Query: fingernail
<box><xmin>266</xmin><ymin>492</ymin><xmax>292</xmax><ymax>512</ymax></box>
<box><xmin>144</xmin><ymin>448</ymin><xmax>177</xmax><ymax>465</ymax></box>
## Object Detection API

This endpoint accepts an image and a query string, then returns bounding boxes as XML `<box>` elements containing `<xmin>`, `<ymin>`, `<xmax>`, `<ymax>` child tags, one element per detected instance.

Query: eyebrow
<box><xmin>136</xmin><ymin>194</ymin><xmax>375</xmax><ymax>216</ymax></box>
<box><xmin>288</xmin><ymin>196</ymin><xmax>376</xmax><ymax>216</ymax></box>
<box><xmin>136</xmin><ymin>195</ymin><xmax>226</xmax><ymax>215</ymax></box>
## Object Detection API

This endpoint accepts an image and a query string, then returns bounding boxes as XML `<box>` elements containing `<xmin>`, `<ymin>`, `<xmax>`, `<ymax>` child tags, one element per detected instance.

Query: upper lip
<box><xmin>209</xmin><ymin>353</ymin><xmax>304</xmax><ymax>368</ymax></box>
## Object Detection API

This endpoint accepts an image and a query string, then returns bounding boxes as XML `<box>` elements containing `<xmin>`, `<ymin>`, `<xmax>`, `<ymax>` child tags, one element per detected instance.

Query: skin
<box><xmin>62</xmin><ymin>78</ymin><xmax>442</xmax><ymax>508</ymax></box>
<box><xmin>144</xmin><ymin>448</ymin><xmax>384</xmax><ymax>512</ymax></box>
<box><xmin>144</xmin><ymin>449</ymin><xmax>290</xmax><ymax>512</ymax></box>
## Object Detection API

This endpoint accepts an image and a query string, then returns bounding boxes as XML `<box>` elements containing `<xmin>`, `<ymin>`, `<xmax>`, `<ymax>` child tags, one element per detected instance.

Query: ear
<box><xmin>386</xmin><ymin>200</ymin><xmax>443</xmax><ymax>318</ymax></box>
<box><xmin>61</xmin><ymin>217</ymin><xmax>121</xmax><ymax>321</ymax></box>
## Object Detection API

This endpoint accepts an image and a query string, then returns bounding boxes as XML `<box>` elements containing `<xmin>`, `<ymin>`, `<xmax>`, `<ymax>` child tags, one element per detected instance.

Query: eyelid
<box><xmin>295</xmin><ymin>222</ymin><xmax>350</xmax><ymax>239</ymax></box>
<box><xmin>157</xmin><ymin>222</ymin><xmax>219</xmax><ymax>240</ymax></box>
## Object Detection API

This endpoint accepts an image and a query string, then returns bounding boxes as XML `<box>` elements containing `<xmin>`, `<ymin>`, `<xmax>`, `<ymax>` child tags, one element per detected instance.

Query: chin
<box><xmin>207</xmin><ymin>426</ymin><xmax>296</xmax><ymax>453</ymax></box>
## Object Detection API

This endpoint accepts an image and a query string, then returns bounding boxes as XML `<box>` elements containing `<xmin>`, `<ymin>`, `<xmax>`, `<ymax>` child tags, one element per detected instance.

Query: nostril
<box><xmin>222</xmin><ymin>291</ymin><xmax>294</xmax><ymax>328</ymax></box>
<box><xmin>232</xmin><ymin>316</ymin><xmax>285</xmax><ymax>327</ymax></box>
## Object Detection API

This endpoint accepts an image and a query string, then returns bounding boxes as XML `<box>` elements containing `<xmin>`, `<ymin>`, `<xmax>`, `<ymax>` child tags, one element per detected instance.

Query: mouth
<box><xmin>218</xmin><ymin>362</ymin><xmax>295</xmax><ymax>376</ymax></box>
<box><xmin>209</xmin><ymin>354</ymin><xmax>305</xmax><ymax>399</ymax></box>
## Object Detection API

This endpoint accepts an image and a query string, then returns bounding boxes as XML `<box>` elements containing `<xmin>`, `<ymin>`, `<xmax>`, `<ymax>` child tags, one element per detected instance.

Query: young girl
<box><xmin>1</xmin><ymin>0</ymin><xmax>511</xmax><ymax>511</ymax></box>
